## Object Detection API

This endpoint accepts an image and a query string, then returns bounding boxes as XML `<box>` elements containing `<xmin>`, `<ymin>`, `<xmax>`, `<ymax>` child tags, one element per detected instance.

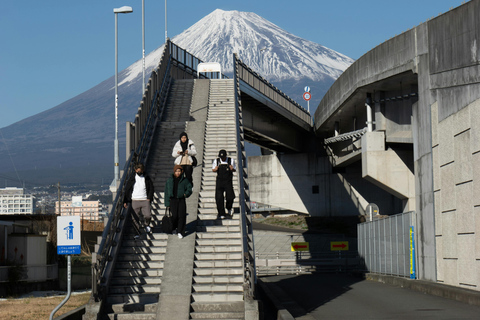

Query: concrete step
<box><xmin>109</xmin><ymin>302</ymin><xmax>158</xmax><ymax>313</ymax></box>
<box><xmin>111</xmin><ymin>276</ymin><xmax>162</xmax><ymax>285</ymax></box>
<box><xmin>122</xmin><ymin>239</ymin><xmax>168</xmax><ymax>246</ymax></box>
<box><xmin>109</xmin><ymin>284</ymin><xmax>161</xmax><ymax>294</ymax></box>
<box><xmin>106</xmin><ymin>293</ymin><xmax>159</xmax><ymax>304</ymax></box>
<box><xmin>194</xmin><ymin>245</ymin><xmax>242</xmax><ymax>253</ymax></box>
<box><xmin>195</xmin><ymin>225</ymin><xmax>240</xmax><ymax>233</ymax></box>
<box><xmin>115</xmin><ymin>261</ymin><xmax>164</xmax><ymax>269</ymax></box>
<box><xmin>190</xmin><ymin>311</ymin><xmax>244</xmax><ymax>319</ymax></box>
<box><xmin>193</xmin><ymin>275</ymin><xmax>243</xmax><ymax>284</ymax></box>
<box><xmin>193</xmin><ymin>267</ymin><xmax>244</xmax><ymax>276</ymax></box>
<box><xmin>190</xmin><ymin>301</ymin><xmax>244</xmax><ymax>313</ymax></box>
<box><xmin>106</xmin><ymin>312</ymin><xmax>156</xmax><ymax>320</ymax></box>
<box><xmin>194</xmin><ymin>260</ymin><xmax>243</xmax><ymax>268</ymax></box>
<box><xmin>195</xmin><ymin>252</ymin><xmax>243</xmax><ymax>260</ymax></box>
<box><xmin>119</xmin><ymin>247</ymin><xmax>167</xmax><ymax>254</ymax></box>
<box><xmin>196</xmin><ymin>217</ymin><xmax>240</xmax><ymax>226</ymax></box>
<box><xmin>113</xmin><ymin>269</ymin><xmax>164</xmax><ymax>277</ymax></box>
<box><xmin>116</xmin><ymin>253</ymin><xmax>166</xmax><ymax>262</ymax></box>
<box><xmin>196</xmin><ymin>232</ymin><xmax>242</xmax><ymax>239</ymax></box>
<box><xmin>191</xmin><ymin>293</ymin><xmax>244</xmax><ymax>302</ymax></box>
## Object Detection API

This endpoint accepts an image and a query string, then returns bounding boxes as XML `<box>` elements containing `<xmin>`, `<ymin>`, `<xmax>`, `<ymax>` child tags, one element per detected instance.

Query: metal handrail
<box><xmin>233</xmin><ymin>54</ymin><xmax>257</xmax><ymax>301</ymax></box>
<box><xmin>91</xmin><ymin>42</ymin><xmax>172</xmax><ymax>301</ymax></box>
<box><xmin>234</xmin><ymin>54</ymin><xmax>311</xmax><ymax>125</ymax></box>
<box><xmin>91</xmin><ymin>40</ymin><xmax>215</xmax><ymax>303</ymax></box>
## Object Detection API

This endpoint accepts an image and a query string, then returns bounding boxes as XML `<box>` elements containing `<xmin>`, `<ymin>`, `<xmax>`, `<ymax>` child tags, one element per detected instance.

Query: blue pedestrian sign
<box><xmin>57</xmin><ymin>216</ymin><xmax>81</xmax><ymax>255</ymax></box>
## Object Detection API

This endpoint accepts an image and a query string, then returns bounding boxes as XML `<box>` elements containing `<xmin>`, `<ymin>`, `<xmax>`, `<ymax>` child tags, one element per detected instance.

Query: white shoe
<box><xmin>172</xmin><ymin>229</ymin><xmax>177</xmax><ymax>235</ymax></box>
<box><xmin>145</xmin><ymin>226</ymin><xmax>151</xmax><ymax>234</ymax></box>
<box><xmin>178</xmin><ymin>234</ymin><xmax>183</xmax><ymax>239</ymax></box>
<box><xmin>227</xmin><ymin>209</ymin><xmax>233</xmax><ymax>216</ymax></box>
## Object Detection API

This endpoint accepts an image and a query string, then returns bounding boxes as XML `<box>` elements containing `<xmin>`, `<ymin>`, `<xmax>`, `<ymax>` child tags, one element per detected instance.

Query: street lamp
<box><xmin>142</xmin><ymin>0</ymin><xmax>145</xmax><ymax>95</ymax></box>
<box><xmin>113</xmin><ymin>6</ymin><xmax>133</xmax><ymax>189</ymax></box>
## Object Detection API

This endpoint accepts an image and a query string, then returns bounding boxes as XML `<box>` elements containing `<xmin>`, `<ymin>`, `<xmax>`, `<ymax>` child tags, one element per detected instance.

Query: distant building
<box><xmin>55</xmin><ymin>196</ymin><xmax>102</xmax><ymax>221</ymax></box>
<box><xmin>0</xmin><ymin>187</ymin><xmax>35</xmax><ymax>214</ymax></box>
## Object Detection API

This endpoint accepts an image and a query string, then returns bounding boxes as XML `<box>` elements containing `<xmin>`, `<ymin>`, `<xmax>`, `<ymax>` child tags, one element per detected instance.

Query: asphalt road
<box><xmin>260</xmin><ymin>273</ymin><xmax>480</xmax><ymax>319</ymax></box>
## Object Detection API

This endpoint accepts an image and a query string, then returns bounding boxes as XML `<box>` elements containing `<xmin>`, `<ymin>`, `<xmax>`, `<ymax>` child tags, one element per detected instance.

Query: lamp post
<box><xmin>142</xmin><ymin>0</ymin><xmax>145</xmax><ymax>94</ymax></box>
<box><xmin>113</xmin><ymin>6</ymin><xmax>133</xmax><ymax>189</ymax></box>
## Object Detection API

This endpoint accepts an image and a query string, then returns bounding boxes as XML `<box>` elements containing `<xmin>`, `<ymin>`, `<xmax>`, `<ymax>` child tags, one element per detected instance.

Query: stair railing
<box><xmin>89</xmin><ymin>40</ymin><xmax>213</xmax><ymax>308</ymax></box>
<box><xmin>233</xmin><ymin>54</ymin><xmax>257</xmax><ymax>301</ymax></box>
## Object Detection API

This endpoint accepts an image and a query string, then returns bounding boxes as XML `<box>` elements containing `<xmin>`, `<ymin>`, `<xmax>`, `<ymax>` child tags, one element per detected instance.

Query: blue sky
<box><xmin>0</xmin><ymin>0</ymin><xmax>465</xmax><ymax>129</ymax></box>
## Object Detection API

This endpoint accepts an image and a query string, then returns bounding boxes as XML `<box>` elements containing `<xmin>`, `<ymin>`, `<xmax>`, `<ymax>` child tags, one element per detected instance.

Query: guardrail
<box><xmin>234</xmin><ymin>54</ymin><xmax>312</xmax><ymax>125</ymax></box>
<box><xmin>233</xmin><ymin>55</ymin><xmax>257</xmax><ymax>301</ymax></box>
<box><xmin>255</xmin><ymin>251</ymin><xmax>360</xmax><ymax>276</ymax></box>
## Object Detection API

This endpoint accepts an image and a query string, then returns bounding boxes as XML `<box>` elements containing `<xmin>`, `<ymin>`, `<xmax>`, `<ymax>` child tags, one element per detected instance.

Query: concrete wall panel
<box><xmin>437</xmin><ymin>114</ymin><xmax>454</xmax><ymax>166</ymax></box>
<box><xmin>454</xmin><ymin>130</ymin><xmax>473</xmax><ymax>185</ymax></box>
<box><xmin>442</xmin><ymin>258</ymin><xmax>458</xmax><ymax>286</ymax></box>
<box><xmin>470</xmin><ymin>100</ymin><xmax>480</xmax><ymax>154</ymax></box>
<box><xmin>455</xmin><ymin>182</ymin><xmax>474</xmax><ymax>234</ymax></box>
<box><xmin>440</xmin><ymin>163</ymin><xmax>456</xmax><ymax>212</ymax></box>
<box><xmin>436</xmin><ymin>235</ymin><xmax>444</xmax><ymax>282</ymax></box>
<box><xmin>442</xmin><ymin>210</ymin><xmax>457</xmax><ymax>259</ymax></box>
<box><xmin>457</xmin><ymin>234</ymin><xmax>476</xmax><ymax>287</ymax></box>
<box><xmin>434</xmin><ymin>190</ymin><xmax>442</xmax><ymax>235</ymax></box>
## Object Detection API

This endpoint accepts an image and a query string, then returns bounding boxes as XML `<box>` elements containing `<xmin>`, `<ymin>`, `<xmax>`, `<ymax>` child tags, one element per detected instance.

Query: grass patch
<box><xmin>0</xmin><ymin>292</ymin><xmax>90</xmax><ymax>320</ymax></box>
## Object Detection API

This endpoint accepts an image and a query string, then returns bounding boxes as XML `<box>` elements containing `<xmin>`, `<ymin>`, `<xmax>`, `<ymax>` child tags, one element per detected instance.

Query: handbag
<box><xmin>191</xmin><ymin>156</ymin><xmax>198</xmax><ymax>167</ymax></box>
<box><xmin>162</xmin><ymin>207</ymin><xmax>173</xmax><ymax>234</ymax></box>
<box><xmin>180</xmin><ymin>155</ymin><xmax>191</xmax><ymax>165</ymax></box>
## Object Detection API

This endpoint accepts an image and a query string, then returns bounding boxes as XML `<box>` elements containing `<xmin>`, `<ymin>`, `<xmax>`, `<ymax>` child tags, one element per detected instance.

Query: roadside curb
<box><xmin>366</xmin><ymin>273</ymin><xmax>480</xmax><ymax>307</ymax></box>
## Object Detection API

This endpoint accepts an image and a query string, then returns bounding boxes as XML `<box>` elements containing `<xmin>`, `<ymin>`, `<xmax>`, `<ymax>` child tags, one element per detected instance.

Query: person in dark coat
<box><xmin>212</xmin><ymin>149</ymin><xmax>236</xmax><ymax>219</ymax></box>
<box><xmin>164</xmin><ymin>165</ymin><xmax>193</xmax><ymax>238</ymax></box>
<box><xmin>123</xmin><ymin>163</ymin><xmax>155</xmax><ymax>233</ymax></box>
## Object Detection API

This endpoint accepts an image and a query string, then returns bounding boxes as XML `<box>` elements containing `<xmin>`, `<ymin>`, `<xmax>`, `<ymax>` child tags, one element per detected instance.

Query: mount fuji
<box><xmin>0</xmin><ymin>9</ymin><xmax>353</xmax><ymax>187</ymax></box>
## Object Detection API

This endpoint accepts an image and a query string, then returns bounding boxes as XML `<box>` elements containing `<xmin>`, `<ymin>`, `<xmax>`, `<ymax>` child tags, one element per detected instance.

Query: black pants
<box><xmin>170</xmin><ymin>197</ymin><xmax>187</xmax><ymax>235</ymax></box>
<box><xmin>215</xmin><ymin>179</ymin><xmax>235</xmax><ymax>216</ymax></box>
<box><xmin>182</xmin><ymin>164</ymin><xmax>193</xmax><ymax>185</ymax></box>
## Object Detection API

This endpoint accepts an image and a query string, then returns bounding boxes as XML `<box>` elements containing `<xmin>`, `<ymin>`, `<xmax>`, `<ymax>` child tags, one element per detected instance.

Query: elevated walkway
<box><xmin>84</xmin><ymin>77</ymin><xmax>257</xmax><ymax>319</ymax></box>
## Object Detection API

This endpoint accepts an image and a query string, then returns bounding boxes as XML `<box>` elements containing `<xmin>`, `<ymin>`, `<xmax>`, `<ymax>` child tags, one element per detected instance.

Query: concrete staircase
<box><xmin>190</xmin><ymin>79</ymin><xmax>246</xmax><ymax>319</ymax></box>
<box><xmin>101</xmin><ymin>79</ymin><xmax>194</xmax><ymax>319</ymax></box>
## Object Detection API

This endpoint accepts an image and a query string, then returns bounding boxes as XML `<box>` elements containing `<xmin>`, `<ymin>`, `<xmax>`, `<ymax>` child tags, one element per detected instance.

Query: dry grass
<box><xmin>0</xmin><ymin>292</ymin><xmax>90</xmax><ymax>320</ymax></box>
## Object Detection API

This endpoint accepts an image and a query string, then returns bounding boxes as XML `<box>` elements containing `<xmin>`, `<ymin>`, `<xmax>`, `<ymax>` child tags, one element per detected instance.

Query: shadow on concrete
<box><xmin>257</xmin><ymin>273</ymin><xmax>365</xmax><ymax>319</ymax></box>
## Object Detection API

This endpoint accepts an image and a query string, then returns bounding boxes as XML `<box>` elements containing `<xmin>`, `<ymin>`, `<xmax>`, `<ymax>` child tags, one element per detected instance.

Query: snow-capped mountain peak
<box><xmin>172</xmin><ymin>9</ymin><xmax>354</xmax><ymax>81</ymax></box>
<box><xmin>120</xmin><ymin>9</ymin><xmax>353</xmax><ymax>87</ymax></box>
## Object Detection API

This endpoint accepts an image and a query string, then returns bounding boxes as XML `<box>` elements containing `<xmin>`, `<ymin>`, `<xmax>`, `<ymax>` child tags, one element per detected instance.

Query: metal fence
<box><xmin>357</xmin><ymin>211</ymin><xmax>416</xmax><ymax>278</ymax></box>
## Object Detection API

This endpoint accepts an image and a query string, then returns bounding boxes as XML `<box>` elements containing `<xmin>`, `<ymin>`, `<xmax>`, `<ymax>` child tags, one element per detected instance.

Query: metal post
<box><xmin>50</xmin><ymin>255</ymin><xmax>71</xmax><ymax>320</ymax></box>
<box><xmin>57</xmin><ymin>182</ymin><xmax>61</xmax><ymax>216</ymax></box>
<box><xmin>142</xmin><ymin>0</ymin><xmax>145</xmax><ymax>95</ymax></box>
<box><xmin>114</xmin><ymin>12</ymin><xmax>120</xmax><ymax>186</ymax></box>
<box><xmin>165</xmin><ymin>0</ymin><xmax>167</xmax><ymax>42</ymax></box>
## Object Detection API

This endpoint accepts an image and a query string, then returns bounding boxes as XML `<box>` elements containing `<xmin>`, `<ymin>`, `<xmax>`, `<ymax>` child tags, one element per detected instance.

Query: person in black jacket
<box><xmin>212</xmin><ymin>149</ymin><xmax>236</xmax><ymax>219</ymax></box>
<box><xmin>123</xmin><ymin>163</ymin><xmax>155</xmax><ymax>233</ymax></box>
<box><xmin>164</xmin><ymin>165</ymin><xmax>193</xmax><ymax>239</ymax></box>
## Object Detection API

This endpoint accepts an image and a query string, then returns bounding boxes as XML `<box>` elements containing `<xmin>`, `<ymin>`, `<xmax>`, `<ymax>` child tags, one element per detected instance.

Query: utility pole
<box><xmin>57</xmin><ymin>182</ymin><xmax>61</xmax><ymax>216</ymax></box>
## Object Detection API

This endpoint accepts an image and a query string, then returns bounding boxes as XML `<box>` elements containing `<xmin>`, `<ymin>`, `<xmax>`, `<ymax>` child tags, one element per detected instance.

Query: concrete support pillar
<box><xmin>366</xmin><ymin>94</ymin><xmax>373</xmax><ymax>132</ymax></box>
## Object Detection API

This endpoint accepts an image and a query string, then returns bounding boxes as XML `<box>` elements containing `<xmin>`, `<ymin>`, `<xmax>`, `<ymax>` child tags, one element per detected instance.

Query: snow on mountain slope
<box><xmin>120</xmin><ymin>9</ymin><xmax>353</xmax><ymax>87</ymax></box>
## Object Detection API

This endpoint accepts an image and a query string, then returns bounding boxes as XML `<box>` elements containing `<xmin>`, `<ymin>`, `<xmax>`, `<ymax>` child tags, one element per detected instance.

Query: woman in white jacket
<box><xmin>172</xmin><ymin>132</ymin><xmax>197</xmax><ymax>185</ymax></box>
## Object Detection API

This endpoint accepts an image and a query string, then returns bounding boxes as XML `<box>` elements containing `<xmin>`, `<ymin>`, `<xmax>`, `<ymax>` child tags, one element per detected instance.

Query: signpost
<box><xmin>291</xmin><ymin>242</ymin><xmax>309</xmax><ymax>251</ymax></box>
<box><xmin>50</xmin><ymin>216</ymin><xmax>81</xmax><ymax>320</ymax></box>
<box><xmin>303</xmin><ymin>91</ymin><xmax>312</xmax><ymax>113</ymax></box>
<box><xmin>330</xmin><ymin>241</ymin><xmax>349</xmax><ymax>251</ymax></box>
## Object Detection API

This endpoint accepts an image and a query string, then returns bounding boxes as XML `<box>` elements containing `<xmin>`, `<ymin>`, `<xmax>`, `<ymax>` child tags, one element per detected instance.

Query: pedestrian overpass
<box><xmin>83</xmin><ymin>40</ymin><xmax>313</xmax><ymax>319</ymax></box>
